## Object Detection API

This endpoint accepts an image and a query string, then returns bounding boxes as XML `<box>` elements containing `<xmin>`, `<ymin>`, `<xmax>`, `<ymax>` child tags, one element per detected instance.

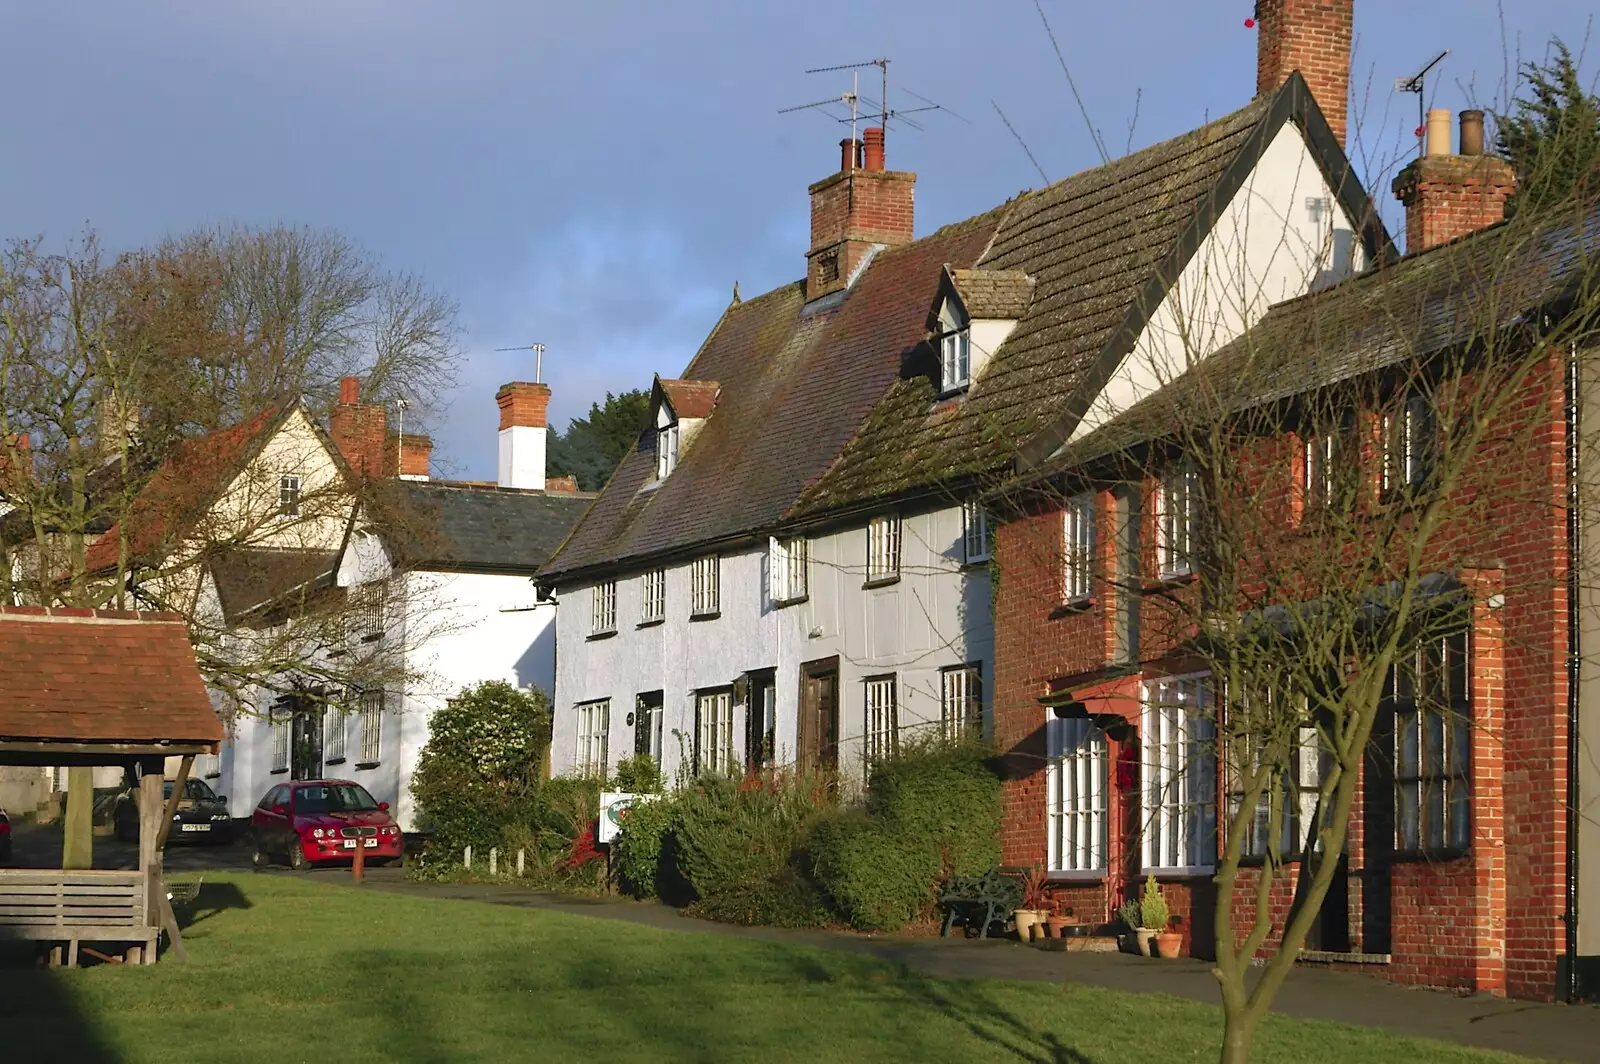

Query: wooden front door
<box><xmin>290</xmin><ymin>706</ymin><xmax>324</xmax><ymax>780</ymax></box>
<box><xmin>799</xmin><ymin>658</ymin><xmax>839</xmax><ymax>774</ymax></box>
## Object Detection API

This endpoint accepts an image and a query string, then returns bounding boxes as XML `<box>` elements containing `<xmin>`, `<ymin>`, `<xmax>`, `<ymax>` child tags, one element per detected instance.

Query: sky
<box><xmin>1</xmin><ymin>1</ymin><xmax>1594</xmax><ymax>480</ymax></box>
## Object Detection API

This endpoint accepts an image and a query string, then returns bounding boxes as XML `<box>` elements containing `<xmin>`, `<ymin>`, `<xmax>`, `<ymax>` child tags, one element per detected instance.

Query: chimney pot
<box><xmin>839</xmin><ymin>138</ymin><xmax>862</xmax><ymax>173</ymax></box>
<box><xmin>1426</xmin><ymin>109</ymin><xmax>1453</xmax><ymax>158</ymax></box>
<box><xmin>863</xmin><ymin>127</ymin><xmax>885</xmax><ymax>172</ymax></box>
<box><xmin>338</xmin><ymin>376</ymin><xmax>360</xmax><ymax>405</ymax></box>
<box><xmin>1459</xmin><ymin>109</ymin><xmax>1485</xmax><ymax>157</ymax></box>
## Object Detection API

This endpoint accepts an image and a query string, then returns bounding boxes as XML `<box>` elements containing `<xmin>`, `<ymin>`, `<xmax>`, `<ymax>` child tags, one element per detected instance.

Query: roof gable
<box><xmin>654</xmin><ymin>379</ymin><xmax>721</xmax><ymax>422</ymax></box>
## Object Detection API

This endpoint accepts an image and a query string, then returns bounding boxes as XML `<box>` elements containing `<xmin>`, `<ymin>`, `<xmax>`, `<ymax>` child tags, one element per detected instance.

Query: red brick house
<box><xmin>988</xmin><ymin>88</ymin><xmax>1600</xmax><ymax>1002</ymax></box>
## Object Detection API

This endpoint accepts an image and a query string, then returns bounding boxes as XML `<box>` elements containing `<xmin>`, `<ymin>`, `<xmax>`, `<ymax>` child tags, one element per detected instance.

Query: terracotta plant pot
<box><xmin>1013</xmin><ymin>909</ymin><xmax>1040</xmax><ymax>942</ymax></box>
<box><xmin>1044</xmin><ymin>914</ymin><xmax>1072</xmax><ymax>938</ymax></box>
<box><xmin>1153</xmin><ymin>931</ymin><xmax>1184</xmax><ymax>959</ymax></box>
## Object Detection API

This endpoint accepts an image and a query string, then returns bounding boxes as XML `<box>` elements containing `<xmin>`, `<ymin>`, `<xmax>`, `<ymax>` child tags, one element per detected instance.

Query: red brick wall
<box><xmin>1254</xmin><ymin>0</ymin><xmax>1352</xmax><ymax>147</ymax></box>
<box><xmin>496</xmin><ymin>382</ymin><xmax>550</xmax><ymax>430</ymax></box>
<box><xmin>806</xmin><ymin>168</ymin><xmax>915</xmax><ymax>300</ymax></box>
<box><xmin>1393</xmin><ymin>155</ymin><xmax>1516</xmax><ymax>253</ymax></box>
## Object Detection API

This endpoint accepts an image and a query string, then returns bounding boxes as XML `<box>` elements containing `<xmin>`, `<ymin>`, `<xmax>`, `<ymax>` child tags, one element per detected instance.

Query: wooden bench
<box><xmin>938</xmin><ymin>868</ymin><xmax>1024</xmax><ymax>939</ymax></box>
<box><xmin>0</xmin><ymin>869</ymin><xmax>157</xmax><ymax>965</ymax></box>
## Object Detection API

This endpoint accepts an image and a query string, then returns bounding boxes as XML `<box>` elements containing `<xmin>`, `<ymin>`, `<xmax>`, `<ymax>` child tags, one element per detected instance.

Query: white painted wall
<box><xmin>1071</xmin><ymin>123</ymin><xmax>1370</xmax><ymax>442</ymax></box>
<box><xmin>551</xmin><ymin>503</ymin><xmax>993</xmax><ymax>783</ymax></box>
<box><xmin>498</xmin><ymin>425</ymin><xmax>547</xmax><ymax>491</ymax></box>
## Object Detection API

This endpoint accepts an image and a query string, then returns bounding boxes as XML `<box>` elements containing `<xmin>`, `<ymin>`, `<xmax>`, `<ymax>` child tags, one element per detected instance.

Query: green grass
<box><xmin>0</xmin><ymin>874</ymin><xmax>1536</xmax><ymax>1064</ymax></box>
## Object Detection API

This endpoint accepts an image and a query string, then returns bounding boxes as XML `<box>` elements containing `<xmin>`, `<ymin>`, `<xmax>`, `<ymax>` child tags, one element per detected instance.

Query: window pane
<box><xmin>1397</xmin><ymin>782</ymin><xmax>1420</xmax><ymax>850</ymax></box>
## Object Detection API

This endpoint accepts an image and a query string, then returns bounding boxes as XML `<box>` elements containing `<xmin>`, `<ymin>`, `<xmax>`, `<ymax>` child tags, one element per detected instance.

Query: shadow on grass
<box><xmin>0</xmin><ymin>935</ymin><xmax>123</xmax><ymax>1063</ymax></box>
<box><xmin>172</xmin><ymin>879</ymin><xmax>253</xmax><ymax>930</ymax></box>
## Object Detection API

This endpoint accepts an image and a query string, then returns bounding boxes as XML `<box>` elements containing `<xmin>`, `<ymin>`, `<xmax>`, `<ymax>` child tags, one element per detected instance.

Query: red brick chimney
<box><xmin>807</xmin><ymin>125</ymin><xmax>914</xmax><ymax>301</ymax></box>
<box><xmin>1393</xmin><ymin>109</ymin><xmax>1515</xmax><ymax>253</ymax></box>
<box><xmin>1255</xmin><ymin>0</ymin><xmax>1352</xmax><ymax>148</ymax></box>
<box><xmin>0</xmin><ymin>432</ymin><xmax>29</xmax><ymax>495</ymax></box>
<box><xmin>387</xmin><ymin>433</ymin><xmax>433</xmax><ymax>480</ymax></box>
<box><xmin>496</xmin><ymin>382</ymin><xmax>550</xmax><ymax>490</ymax></box>
<box><xmin>329</xmin><ymin>376</ymin><xmax>388</xmax><ymax>479</ymax></box>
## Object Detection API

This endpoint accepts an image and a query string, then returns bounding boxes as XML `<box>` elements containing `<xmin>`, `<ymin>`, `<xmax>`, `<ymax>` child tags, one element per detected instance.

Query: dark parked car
<box><xmin>0</xmin><ymin>806</ymin><xmax>11</xmax><ymax>863</ymax></box>
<box><xmin>113</xmin><ymin>775</ymin><xmax>233</xmax><ymax>844</ymax></box>
<box><xmin>250</xmin><ymin>780</ymin><xmax>403</xmax><ymax>870</ymax></box>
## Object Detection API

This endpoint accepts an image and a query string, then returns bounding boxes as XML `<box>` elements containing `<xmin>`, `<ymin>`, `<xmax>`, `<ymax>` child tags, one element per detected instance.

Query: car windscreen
<box><xmin>161</xmin><ymin>778</ymin><xmax>218</xmax><ymax>802</ymax></box>
<box><xmin>293</xmin><ymin>784</ymin><xmax>379</xmax><ymax>814</ymax></box>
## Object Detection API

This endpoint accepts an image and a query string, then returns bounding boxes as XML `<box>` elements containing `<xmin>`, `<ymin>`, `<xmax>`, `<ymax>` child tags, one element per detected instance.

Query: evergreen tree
<box><xmin>1495</xmin><ymin>38</ymin><xmax>1600</xmax><ymax>217</ymax></box>
<box><xmin>547</xmin><ymin>389</ymin><xmax>650</xmax><ymax>491</ymax></box>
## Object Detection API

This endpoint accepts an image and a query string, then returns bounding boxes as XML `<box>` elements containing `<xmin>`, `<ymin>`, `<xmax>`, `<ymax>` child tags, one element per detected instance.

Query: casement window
<box><xmin>576</xmin><ymin>699</ymin><xmax>611</xmax><ymax>777</ymax></box>
<box><xmin>350</xmin><ymin>581</ymin><xmax>385</xmax><ymax>639</ymax></box>
<box><xmin>656</xmin><ymin>421</ymin><xmax>680</xmax><ymax>480</ymax></box>
<box><xmin>745</xmin><ymin>671</ymin><xmax>778</xmax><ymax>770</ymax></box>
<box><xmin>867</xmin><ymin>515</ymin><xmax>901</xmax><ymax>583</ymax></box>
<box><xmin>1047</xmin><ymin>716</ymin><xmax>1109</xmax><ymax>874</ymax></box>
<box><xmin>1303</xmin><ymin>409</ymin><xmax>1358</xmax><ymax>511</ymax></box>
<box><xmin>1063</xmin><ymin>492</ymin><xmax>1095</xmax><ymax>601</ymax></box>
<box><xmin>634</xmin><ymin>691</ymin><xmax>664</xmax><ymax>765</ymax></box>
<box><xmin>1382</xmin><ymin>392</ymin><xmax>1439</xmax><ymax>497</ymax></box>
<box><xmin>769</xmin><ymin>536</ymin><xmax>808</xmax><ymax>604</ymax></box>
<box><xmin>1225</xmin><ymin>722</ymin><xmax>1325</xmax><ymax>862</ymax></box>
<box><xmin>279</xmin><ymin>474</ymin><xmax>302</xmax><ymax>517</ymax></box>
<box><xmin>359</xmin><ymin>688</ymin><xmax>384</xmax><ymax>764</ymax></box>
<box><xmin>1142</xmin><ymin>675</ymin><xmax>1218</xmax><ymax>872</ymax></box>
<box><xmin>1155</xmin><ymin>469</ymin><xmax>1196</xmax><ymax>578</ymax></box>
<box><xmin>323</xmin><ymin>706</ymin><xmax>347</xmax><ymax>763</ymax></box>
<box><xmin>694</xmin><ymin>689</ymin><xmax>736</xmax><ymax>776</ymax></box>
<box><xmin>690</xmin><ymin>556</ymin><xmax>720</xmax><ymax>616</ymax></box>
<box><xmin>962</xmin><ymin>502</ymin><xmax>990</xmax><ymax>564</ymax></box>
<box><xmin>1391</xmin><ymin>631</ymin><xmax>1471</xmax><ymax>855</ymax></box>
<box><xmin>640</xmin><ymin>569</ymin><xmax>666</xmax><ymax>624</ymax></box>
<box><xmin>940</xmin><ymin>664</ymin><xmax>982</xmax><ymax>739</ymax></box>
<box><xmin>198</xmin><ymin>752</ymin><xmax>222</xmax><ymax>779</ymax></box>
<box><xmin>940</xmin><ymin>300</ymin><xmax>972</xmax><ymax>393</ymax></box>
<box><xmin>591</xmin><ymin>580</ymin><xmax>617</xmax><ymax>634</ymax></box>
<box><xmin>863</xmin><ymin>674</ymin><xmax>899</xmax><ymax>764</ymax></box>
<box><xmin>271</xmin><ymin>713</ymin><xmax>290</xmax><ymax>773</ymax></box>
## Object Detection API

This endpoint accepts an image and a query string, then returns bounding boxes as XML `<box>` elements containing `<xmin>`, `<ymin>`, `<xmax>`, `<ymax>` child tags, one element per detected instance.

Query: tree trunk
<box><xmin>1219</xmin><ymin>1007</ymin><xmax>1260</xmax><ymax>1064</ymax></box>
<box><xmin>62</xmin><ymin>766</ymin><xmax>94</xmax><ymax>870</ymax></box>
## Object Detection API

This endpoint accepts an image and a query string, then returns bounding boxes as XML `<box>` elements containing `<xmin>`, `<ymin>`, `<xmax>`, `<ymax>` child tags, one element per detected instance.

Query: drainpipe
<box><xmin>1566</xmin><ymin>340</ymin><xmax>1582</xmax><ymax>1002</ymax></box>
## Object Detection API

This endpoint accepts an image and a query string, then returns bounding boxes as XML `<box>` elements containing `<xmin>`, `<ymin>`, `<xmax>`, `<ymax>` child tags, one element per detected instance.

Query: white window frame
<box><xmin>1141</xmin><ymin>674</ymin><xmax>1217</xmax><ymax>874</ymax></box>
<box><xmin>350</xmin><ymin>580</ymin><xmax>385</xmax><ymax>639</ymax></box>
<box><xmin>278</xmin><ymin>474</ymin><xmax>302</xmax><ymax>518</ymax></box>
<box><xmin>576</xmin><ymin>699</ymin><xmax>611</xmax><ymax>778</ymax></box>
<box><xmin>1063</xmin><ymin>492</ymin><xmax>1094</xmax><ymax>601</ymax></box>
<box><xmin>769</xmin><ymin>536</ymin><xmax>809</xmax><ymax>604</ymax></box>
<box><xmin>695</xmin><ymin>689</ymin><xmax>735</xmax><ymax>776</ymax></box>
<box><xmin>939</xmin><ymin>300</ymin><xmax>971</xmax><ymax>393</ymax></box>
<box><xmin>324</xmin><ymin>704</ymin><xmax>347</xmax><ymax>763</ymax></box>
<box><xmin>1047</xmin><ymin>715</ymin><xmax>1109</xmax><ymax>875</ymax></box>
<box><xmin>640</xmin><ymin>569</ymin><xmax>666</xmax><ymax>624</ymax></box>
<box><xmin>962</xmin><ymin>502</ymin><xmax>990</xmax><ymax>564</ymax></box>
<box><xmin>690</xmin><ymin>556</ymin><xmax>720</xmax><ymax>617</ymax></box>
<box><xmin>591</xmin><ymin>580</ymin><xmax>617</xmax><ymax>634</ymax></box>
<box><xmin>656</xmin><ymin>421</ymin><xmax>680</xmax><ymax>480</ymax></box>
<box><xmin>1227</xmin><ymin>723</ymin><xmax>1324</xmax><ymax>862</ymax></box>
<box><xmin>864</xmin><ymin>675</ymin><xmax>899</xmax><ymax>764</ymax></box>
<box><xmin>359</xmin><ymin>688</ymin><xmax>384</xmax><ymax>764</ymax></box>
<box><xmin>1155</xmin><ymin>469</ymin><xmax>1195</xmax><ymax>579</ymax></box>
<box><xmin>634</xmin><ymin>693</ymin><xmax>664</xmax><ymax>764</ymax></box>
<box><xmin>940</xmin><ymin>664</ymin><xmax>982</xmax><ymax>739</ymax></box>
<box><xmin>1383</xmin><ymin>392</ymin><xmax>1437</xmax><ymax>496</ymax></box>
<box><xmin>270</xmin><ymin>713</ymin><xmax>290</xmax><ymax>774</ymax></box>
<box><xmin>866</xmin><ymin>515</ymin><xmax>901</xmax><ymax>583</ymax></box>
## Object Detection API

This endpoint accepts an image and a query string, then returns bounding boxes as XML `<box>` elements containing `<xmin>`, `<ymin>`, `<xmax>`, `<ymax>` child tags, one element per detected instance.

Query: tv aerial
<box><xmin>778</xmin><ymin>57</ymin><xmax>961</xmax><ymax>159</ymax></box>
<box><xmin>495</xmin><ymin>342</ymin><xmax>546</xmax><ymax>383</ymax></box>
<box><xmin>1396</xmin><ymin>50</ymin><xmax>1450</xmax><ymax>150</ymax></box>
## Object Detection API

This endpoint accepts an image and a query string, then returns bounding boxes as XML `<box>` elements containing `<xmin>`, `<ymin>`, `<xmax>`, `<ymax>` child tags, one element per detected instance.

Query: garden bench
<box><xmin>938</xmin><ymin>868</ymin><xmax>1023</xmax><ymax>938</ymax></box>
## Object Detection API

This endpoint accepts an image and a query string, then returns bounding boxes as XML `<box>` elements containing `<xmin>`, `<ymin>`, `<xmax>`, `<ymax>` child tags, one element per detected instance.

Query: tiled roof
<box><xmin>948</xmin><ymin>268</ymin><xmax>1036</xmax><ymax>320</ymax></box>
<box><xmin>657</xmin><ymin>379</ymin><xmax>720</xmax><ymax>420</ymax></box>
<box><xmin>1049</xmin><ymin>204</ymin><xmax>1600</xmax><ymax>471</ymax></box>
<box><xmin>377</xmin><ymin>480</ymin><xmax>594</xmax><ymax>574</ymax></box>
<box><xmin>209</xmin><ymin>548</ymin><xmax>342</xmax><ymax>625</ymax></box>
<box><xmin>84</xmin><ymin>403</ymin><xmax>296</xmax><ymax>573</ymax></box>
<box><xmin>790</xmin><ymin>78</ymin><xmax>1389</xmax><ymax>517</ymax></box>
<box><xmin>0</xmin><ymin>607</ymin><xmax>223</xmax><ymax>746</ymax></box>
<box><xmin>540</xmin><ymin>206</ymin><xmax>1011</xmax><ymax>582</ymax></box>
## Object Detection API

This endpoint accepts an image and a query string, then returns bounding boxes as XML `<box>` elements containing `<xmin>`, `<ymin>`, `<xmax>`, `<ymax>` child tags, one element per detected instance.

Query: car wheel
<box><xmin>289</xmin><ymin>839</ymin><xmax>310</xmax><ymax>871</ymax></box>
<box><xmin>251</xmin><ymin>843</ymin><xmax>270</xmax><ymax>872</ymax></box>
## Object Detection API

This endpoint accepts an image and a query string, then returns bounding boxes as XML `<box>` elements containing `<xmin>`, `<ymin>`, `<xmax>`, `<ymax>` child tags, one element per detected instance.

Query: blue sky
<box><xmin>1</xmin><ymin>1</ymin><xmax>1592</xmax><ymax>479</ymax></box>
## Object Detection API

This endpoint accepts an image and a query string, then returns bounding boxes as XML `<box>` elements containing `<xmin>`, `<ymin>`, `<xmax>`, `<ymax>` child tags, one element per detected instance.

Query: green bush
<box><xmin>611</xmin><ymin>754</ymin><xmax>665</xmax><ymax>794</ymax></box>
<box><xmin>612</xmin><ymin>793</ymin><xmax>679</xmax><ymax>900</ymax></box>
<box><xmin>410</xmin><ymin>682</ymin><xmax>550</xmax><ymax>856</ymax></box>
<box><xmin>808</xmin><ymin>809</ymin><xmax>941</xmax><ymax>931</ymax></box>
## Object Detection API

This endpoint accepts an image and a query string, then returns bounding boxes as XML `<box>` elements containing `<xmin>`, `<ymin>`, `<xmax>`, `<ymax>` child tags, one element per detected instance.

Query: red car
<box><xmin>249</xmin><ymin>780</ymin><xmax>403</xmax><ymax>870</ymax></box>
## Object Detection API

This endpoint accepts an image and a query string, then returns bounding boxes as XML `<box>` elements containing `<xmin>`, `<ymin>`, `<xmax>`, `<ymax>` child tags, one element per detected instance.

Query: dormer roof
<box><xmin>653</xmin><ymin>378</ymin><xmax>721</xmax><ymax>421</ymax></box>
<box><xmin>942</xmin><ymin>267</ymin><xmax>1036</xmax><ymax>322</ymax></box>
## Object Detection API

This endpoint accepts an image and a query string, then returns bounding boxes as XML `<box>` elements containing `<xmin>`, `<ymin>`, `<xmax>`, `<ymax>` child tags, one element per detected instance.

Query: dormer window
<box><xmin>649</xmin><ymin>378</ymin><xmax>720</xmax><ymax>484</ymax></box>
<box><xmin>656</xmin><ymin>420</ymin><xmax>680</xmax><ymax>480</ymax></box>
<box><xmin>939</xmin><ymin>300</ymin><xmax>971</xmax><ymax>393</ymax></box>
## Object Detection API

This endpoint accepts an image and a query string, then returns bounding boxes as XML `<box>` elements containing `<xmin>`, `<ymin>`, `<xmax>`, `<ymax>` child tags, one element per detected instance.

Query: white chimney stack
<box><xmin>495</xmin><ymin>382</ymin><xmax>549</xmax><ymax>490</ymax></box>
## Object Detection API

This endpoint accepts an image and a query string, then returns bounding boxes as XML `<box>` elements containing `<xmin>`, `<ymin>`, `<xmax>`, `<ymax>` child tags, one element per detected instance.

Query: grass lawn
<box><xmin>0</xmin><ymin>874</ymin><xmax>1539</xmax><ymax>1064</ymax></box>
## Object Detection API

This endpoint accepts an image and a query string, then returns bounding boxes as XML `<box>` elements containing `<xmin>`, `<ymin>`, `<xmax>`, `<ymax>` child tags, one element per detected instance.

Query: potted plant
<box><xmin>1044</xmin><ymin>898</ymin><xmax>1075</xmax><ymax>938</ymax></box>
<box><xmin>1154</xmin><ymin>913</ymin><xmax>1185</xmax><ymax>960</ymax></box>
<box><xmin>1137</xmin><ymin>875</ymin><xmax>1172</xmax><ymax>958</ymax></box>
<box><xmin>1014</xmin><ymin>866</ymin><xmax>1050</xmax><ymax>942</ymax></box>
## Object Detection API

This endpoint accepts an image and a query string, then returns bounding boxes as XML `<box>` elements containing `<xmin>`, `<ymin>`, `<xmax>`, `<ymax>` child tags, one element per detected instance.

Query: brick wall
<box><xmin>807</xmin><ymin>168</ymin><xmax>915</xmax><ymax>300</ymax></box>
<box><xmin>1254</xmin><ymin>0</ymin><xmax>1352</xmax><ymax>147</ymax></box>
<box><xmin>1393</xmin><ymin>155</ymin><xmax>1516</xmax><ymax>253</ymax></box>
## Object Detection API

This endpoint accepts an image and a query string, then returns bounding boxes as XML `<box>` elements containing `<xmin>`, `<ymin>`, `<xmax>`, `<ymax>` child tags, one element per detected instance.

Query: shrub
<box><xmin>410</xmin><ymin>682</ymin><xmax>550</xmax><ymax>856</ymax></box>
<box><xmin>613</xmin><ymin>793</ymin><xmax>679</xmax><ymax>899</ymax></box>
<box><xmin>808</xmin><ymin>809</ymin><xmax>940</xmax><ymax>931</ymax></box>
<box><xmin>611</xmin><ymin>755</ymin><xmax>665</xmax><ymax>794</ymax></box>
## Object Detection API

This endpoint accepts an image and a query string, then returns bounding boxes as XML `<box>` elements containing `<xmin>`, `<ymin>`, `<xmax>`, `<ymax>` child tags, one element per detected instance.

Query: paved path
<box><xmin>363</xmin><ymin>878</ymin><xmax>1600</xmax><ymax>1064</ymax></box>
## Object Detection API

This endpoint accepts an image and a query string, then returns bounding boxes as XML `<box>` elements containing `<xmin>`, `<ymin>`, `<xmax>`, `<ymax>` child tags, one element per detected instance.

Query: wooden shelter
<box><xmin>0</xmin><ymin>606</ymin><xmax>222</xmax><ymax>965</ymax></box>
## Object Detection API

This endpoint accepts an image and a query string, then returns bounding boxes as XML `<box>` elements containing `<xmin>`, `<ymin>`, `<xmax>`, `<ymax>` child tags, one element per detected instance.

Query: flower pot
<box><xmin>1013</xmin><ymin>909</ymin><xmax>1041</xmax><ymax>942</ymax></box>
<box><xmin>1153</xmin><ymin>931</ymin><xmax>1184</xmax><ymax>959</ymax></box>
<box><xmin>1044</xmin><ymin>914</ymin><xmax>1072</xmax><ymax>938</ymax></box>
<box><xmin>1134</xmin><ymin>928</ymin><xmax>1157</xmax><ymax>957</ymax></box>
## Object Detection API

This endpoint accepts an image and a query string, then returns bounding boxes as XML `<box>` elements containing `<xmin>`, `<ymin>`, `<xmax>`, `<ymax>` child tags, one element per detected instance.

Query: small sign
<box><xmin>597</xmin><ymin>791</ymin><xmax>657</xmax><ymax>845</ymax></box>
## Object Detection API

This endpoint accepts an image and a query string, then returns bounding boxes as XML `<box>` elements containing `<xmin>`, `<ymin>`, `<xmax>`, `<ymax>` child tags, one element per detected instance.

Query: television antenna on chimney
<box><xmin>779</xmin><ymin>58</ymin><xmax>958</xmax><ymax>150</ymax></box>
<box><xmin>1396</xmin><ymin>50</ymin><xmax>1450</xmax><ymax>152</ymax></box>
<box><xmin>494</xmin><ymin>342</ymin><xmax>546</xmax><ymax>383</ymax></box>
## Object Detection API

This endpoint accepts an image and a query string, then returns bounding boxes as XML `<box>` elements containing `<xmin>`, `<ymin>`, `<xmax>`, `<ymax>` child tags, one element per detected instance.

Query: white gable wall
<box><xmin>1070</xmin><ymin>123</ymin><xmax>1370</xmax><ymax>443</ymax></box>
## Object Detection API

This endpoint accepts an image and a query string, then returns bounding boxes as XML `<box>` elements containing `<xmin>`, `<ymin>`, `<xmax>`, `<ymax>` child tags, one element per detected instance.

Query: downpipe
<box><xmin>1565</xmin><ymin>341</ymin><xmax>1582</xmax><ymax>1003</ymax></box>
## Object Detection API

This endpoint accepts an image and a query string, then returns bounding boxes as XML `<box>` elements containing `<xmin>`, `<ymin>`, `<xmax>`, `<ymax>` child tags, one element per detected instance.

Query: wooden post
<box><xmin>137</xmin><ymin>760</ymin><xmax>163</xmax><ymax>963</ymax></box>
<box><xmin>151</xmin><ymin>755</ymin><xmax>194</xmax><ymax>962</ymax></box>
<box><xmin>62</xmin><ymin>765</ymin><xmax>93</xmax><ymax>870</ymax></box>
<box><xmin>517</xmin><ymin>849</ymin><xmax>525</xmax><ymax>877</ymax></box>
<box><xmin>352</xmin><ymin>836</ymin><xmax>366</xmax><ymax>883</ymax></box>
<box><xmin>489</xmin><ymin>847</ymin><xmax>498</xmax><ymax>877</ymax></box>
<box><xmin>463</xmin><ymin>845</ymin><xmax>471</xmax><ymax>870</ymax></box>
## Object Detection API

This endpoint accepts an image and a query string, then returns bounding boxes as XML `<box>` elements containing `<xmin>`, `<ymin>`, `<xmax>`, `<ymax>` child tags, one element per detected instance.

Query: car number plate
<box><xmin>341</xmin><ymin>838</ymin><xmax>379</xmax><ymax>848</ymax></box>
<box><xmin>180</xmin><ymin>823</ymin><xmax>208</xmax><ymax>832</ymax></box>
